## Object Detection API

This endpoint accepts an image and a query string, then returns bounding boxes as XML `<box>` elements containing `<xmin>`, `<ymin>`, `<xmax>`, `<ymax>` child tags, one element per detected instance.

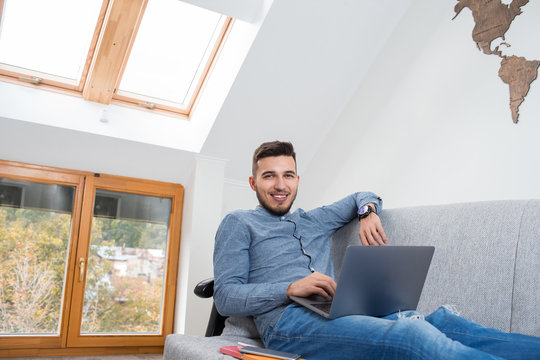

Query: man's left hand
<box><xmin>359</xmin><ymin>212</ymin><xmax>387</xmax><ymax>246</ymax></box>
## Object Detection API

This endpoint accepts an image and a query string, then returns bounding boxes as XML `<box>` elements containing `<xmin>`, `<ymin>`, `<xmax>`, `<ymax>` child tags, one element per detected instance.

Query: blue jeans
<box><xmin>263</xmin><ymin>304</ymin><xmax>540</xmax><ymax>359</ymax></box>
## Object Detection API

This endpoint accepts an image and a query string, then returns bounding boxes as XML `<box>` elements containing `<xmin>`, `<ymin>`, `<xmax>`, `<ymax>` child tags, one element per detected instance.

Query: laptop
<box><xmin>289</xmin><ymin>245</ymin><xmax>435</xmax><ymax>319</ymax></box>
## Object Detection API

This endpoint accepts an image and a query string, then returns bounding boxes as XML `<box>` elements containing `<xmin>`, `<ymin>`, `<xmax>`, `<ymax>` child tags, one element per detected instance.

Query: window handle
<box><xmin>18</xmin><ymin>76</ymin><xmax>42</xmax><ymax>85</ymax></box>
<box><xmin>138</xmin><ymin>101</ymin><xmax>155</xmax><ymax>109</ymax></box>
<box><xmin>79</xmin><ymin>257</ymin><xmax>86</xmax><ymax>282</ymax></box>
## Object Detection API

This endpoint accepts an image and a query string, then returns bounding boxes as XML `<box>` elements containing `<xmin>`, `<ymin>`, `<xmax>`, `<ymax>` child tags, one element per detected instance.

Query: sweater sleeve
<box><xmin>213</xmin><ymin>213</ymin><xmax>290</xmax><ymax>317</ymax></box>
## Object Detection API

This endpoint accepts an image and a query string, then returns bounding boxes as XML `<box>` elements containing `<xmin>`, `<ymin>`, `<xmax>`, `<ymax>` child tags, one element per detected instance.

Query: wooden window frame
<box><xmin>0</xmin><ymin>160</ymin><xmax>184</xmax><ymax>357</ymax></box>
<box><xmin>0</xmin><ymin>0</ymin><xmax>232</xmax><ymax>118</ymax></box>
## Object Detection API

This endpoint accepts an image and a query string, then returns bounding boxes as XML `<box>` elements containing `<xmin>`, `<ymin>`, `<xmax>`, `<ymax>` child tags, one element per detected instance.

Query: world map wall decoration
<box><xmin>453</xmin><ymin>0</ymin><xmax>539</xmax><ymax>124</ymax></box>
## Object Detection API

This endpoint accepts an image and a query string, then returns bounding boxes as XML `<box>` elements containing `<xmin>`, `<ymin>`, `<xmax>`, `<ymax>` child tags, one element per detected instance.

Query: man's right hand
<box><xmin>286</xmin><ymin>272</ymin><xmax>337</xmax><ymax>300</ymax></box>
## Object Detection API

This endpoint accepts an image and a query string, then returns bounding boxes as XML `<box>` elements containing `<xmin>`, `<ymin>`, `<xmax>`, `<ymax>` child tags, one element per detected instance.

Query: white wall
<box><xmin>175</xmin><ymin>156</ymin><xmax>226</xmax><ymax>336</ymax></box>
<box><xmin>298</xmin><ymin>0</ymin><xmax>540</xmax><ymax>211</ymax></box>
<box><xmin>223</xmin><ymin>180</ymin><xmax>257</xmax><ymax>215</ymax></box>
<box><xmin>0</xmin><ymin>116</ymin><xmax>196</xmax><ymax>184</ymax></box>
<box><xmin>200</xmin><ymin>0</ymin><xmax>413</xmax><ymax>181</ymax></box>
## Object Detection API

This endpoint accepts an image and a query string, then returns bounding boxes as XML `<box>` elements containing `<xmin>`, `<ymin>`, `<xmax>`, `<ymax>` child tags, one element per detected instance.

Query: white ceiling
<box><xmin>0</xmin><ymin>0</ymin><xmax>413</xmax><ymax>185</ymax></box>
<box><xmin>200</xmin><ymin>0</ymin><xmax>412</xmax><ymax>182</ymax></box>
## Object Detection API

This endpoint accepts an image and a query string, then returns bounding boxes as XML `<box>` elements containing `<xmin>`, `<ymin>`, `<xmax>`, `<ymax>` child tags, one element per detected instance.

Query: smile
<box><xmin>271</xmin><ymin>193</ymin><xmax>289</xmax><ymax>202</ymax></box>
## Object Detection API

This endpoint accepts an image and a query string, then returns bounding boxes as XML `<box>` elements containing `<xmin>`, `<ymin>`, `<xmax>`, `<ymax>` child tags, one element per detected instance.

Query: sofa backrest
<box><xmin>331</xmin><ymin>199</ymin><xmax>539</xmax><ymax>337</ymax></box>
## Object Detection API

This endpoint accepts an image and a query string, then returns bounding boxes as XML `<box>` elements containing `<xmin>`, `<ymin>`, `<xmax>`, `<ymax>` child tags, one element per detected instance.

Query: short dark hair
<box><xmin>252</xmin><ymin>141</ymin><xmax>296</xmax><ymax>175</ymax></box>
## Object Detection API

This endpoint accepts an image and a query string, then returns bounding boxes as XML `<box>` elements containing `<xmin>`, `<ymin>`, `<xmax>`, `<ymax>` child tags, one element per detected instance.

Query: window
<box><xmin>0</xmin><ymin>160</ymin><xmax>184</xmax><ymax>356</ymax></box>
<box><xmin>0</xmin><ymin>178</ymin><xmax>76</xmax><ymax>337</ymax></box>
<box><xmin>0</xmin><ymin>0</ymin><xmax>232</xmax><ymax>117</ymax></box>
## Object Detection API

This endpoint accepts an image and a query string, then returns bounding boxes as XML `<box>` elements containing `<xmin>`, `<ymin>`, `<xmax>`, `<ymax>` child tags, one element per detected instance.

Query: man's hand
<box><xmin>286</xmin><ymin>272</ymin><xmax>337</xmax><ymax>300</ymax></box>
<box><xmin>359</xmin><ymin>211</ymin><xmax>388</xmax><ymax>246</ymax></box>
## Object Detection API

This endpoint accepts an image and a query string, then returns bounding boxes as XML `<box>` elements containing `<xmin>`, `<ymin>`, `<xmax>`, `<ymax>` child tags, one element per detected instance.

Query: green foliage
<box><xmin>0</xmin><ymin>207</ymin><xmax>69</xmax><ymax>334</ymax></box>
<box><xmin>81</xmin><ymin>217</ymin><xmax>166</xmax><ymax>333</ymax></box>
<box><xmin>93</xmin><ymin>217</ymin><xmax>167</xmax><ymax>250</ymax></box>
<box><xmin>0</xmin><ymin>207</ymin><xmax>168</xmax><ymax>335</ymax></box>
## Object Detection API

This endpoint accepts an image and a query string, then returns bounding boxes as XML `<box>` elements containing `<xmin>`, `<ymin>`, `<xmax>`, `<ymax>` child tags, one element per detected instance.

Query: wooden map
<box><xmin>453</xmin><ymin>0</ymin><xmax>539</xmax><ymax>124</ymax></box>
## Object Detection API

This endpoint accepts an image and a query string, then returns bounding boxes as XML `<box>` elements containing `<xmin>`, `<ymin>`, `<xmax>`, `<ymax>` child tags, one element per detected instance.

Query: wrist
<box><xmin>286</xmin><ymin>282</ymin><xmax>295</xmax><ymax>297</ymax></box>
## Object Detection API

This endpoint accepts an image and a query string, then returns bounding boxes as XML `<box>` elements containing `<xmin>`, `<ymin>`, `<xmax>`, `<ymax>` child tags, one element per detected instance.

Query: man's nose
<box><xmin>274</xmin><ymin>176</ymin><xmax>287</xmax><ymax>190</ymax></box>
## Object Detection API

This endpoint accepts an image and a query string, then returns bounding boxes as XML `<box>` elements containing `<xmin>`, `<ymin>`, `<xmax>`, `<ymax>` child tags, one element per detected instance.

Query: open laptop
<box><xmin>289</xmin><ymin>245</ymin><xmax>435</xmax><ymax>319</ymax></box>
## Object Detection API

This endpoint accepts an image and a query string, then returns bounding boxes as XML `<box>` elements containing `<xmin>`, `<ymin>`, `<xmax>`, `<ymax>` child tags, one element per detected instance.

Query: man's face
<box><xmin>249</xmin><ymin>155</ymin><xmax>299</xmax><ymax>216</ymax></box>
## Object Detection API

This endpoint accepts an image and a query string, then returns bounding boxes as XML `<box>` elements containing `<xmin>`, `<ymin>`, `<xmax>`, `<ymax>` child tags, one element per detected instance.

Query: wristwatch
<box><xmin>358</xmin><ymin>204</ymin><xmax>375</xmax><ymax>220</ymax></box>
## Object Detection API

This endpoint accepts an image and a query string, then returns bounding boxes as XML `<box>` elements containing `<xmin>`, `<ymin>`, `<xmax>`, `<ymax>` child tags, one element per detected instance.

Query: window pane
<box><xmin>0</xmin><ymin>0</ymin><xmax>102</xmax><ymax>81</ymax></box>
<box><xmin>0</xmin><ymin>178</ymin><xmax>74</xmax><ymax>335</ymax></box>
<box><xmin>81</xmin><ymin>190</ymin><xmax>171</xmax><ymax>334</ymax></box>
<box><xmin>118</xmin><ymin>0</ymin><xmax>225</xmax><ymax>106</ymax></box>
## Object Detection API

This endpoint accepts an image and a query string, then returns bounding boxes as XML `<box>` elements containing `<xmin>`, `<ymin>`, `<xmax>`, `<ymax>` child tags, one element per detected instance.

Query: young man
<box><xmin>213</xmin><ymin>141</ymin><xmax>540</xmax><ymax>359</ymax></box>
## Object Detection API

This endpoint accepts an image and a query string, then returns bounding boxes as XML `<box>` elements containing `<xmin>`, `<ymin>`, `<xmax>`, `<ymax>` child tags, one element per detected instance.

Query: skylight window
<box><xmin>0</xmin><ymin>0</ymin><xmax>231</xmax><ymax>117</ymax></box>
<box><xmin>0</xmin><ymin>0</ymin><xmax>102</xmax><ymax>85</ymax></box>
<box><xmin>118</xmin><ymin>0</ymin><xmax>227</xmax><ymax>111</ymax></box>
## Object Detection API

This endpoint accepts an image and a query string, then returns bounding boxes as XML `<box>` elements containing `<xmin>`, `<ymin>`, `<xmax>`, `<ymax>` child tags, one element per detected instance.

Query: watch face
<box><xmin>358</xmin><ymin>205</ymin><xmax>369</xmax><ymax>215</ymax></box>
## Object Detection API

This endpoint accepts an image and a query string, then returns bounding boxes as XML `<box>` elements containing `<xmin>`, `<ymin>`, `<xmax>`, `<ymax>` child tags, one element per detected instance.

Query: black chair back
<box><xmin>194</xmin><ymin>278</ymin><xmax>228</xmax><ymax>337</ymax></box>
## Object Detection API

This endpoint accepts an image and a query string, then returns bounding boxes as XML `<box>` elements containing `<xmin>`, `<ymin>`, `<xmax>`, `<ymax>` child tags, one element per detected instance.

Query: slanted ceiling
<box><xmin>0</xmin><ymin>0</ymin><xmax>410</xmax><ymax>185</ymax></box>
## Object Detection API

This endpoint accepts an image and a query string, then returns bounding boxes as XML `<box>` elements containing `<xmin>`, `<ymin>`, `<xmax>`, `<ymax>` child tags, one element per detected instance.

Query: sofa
<box><xmin>164</xmin><ymin>200</ymin><xmax>540</xmax><ymax>359</ymax></box>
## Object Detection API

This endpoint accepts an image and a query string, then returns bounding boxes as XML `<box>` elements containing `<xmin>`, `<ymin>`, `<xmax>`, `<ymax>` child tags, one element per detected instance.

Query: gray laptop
<box><xmin>289</xmin><ymin>245</ymin><xmax>435</xmax><ymax>319</ymax></box>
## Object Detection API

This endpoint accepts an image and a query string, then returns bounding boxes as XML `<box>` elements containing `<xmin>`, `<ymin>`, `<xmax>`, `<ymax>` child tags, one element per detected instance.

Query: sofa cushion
<box><xmin>384</xmin><ymin>202</ymin><xmax>523</xmax><ymax>332</ymax></box>
<box><xmin>221</xmin><ymin>316</ymin><xmax>260</xmax><ymax>339</ymax></box>
<box><xmin>164</xmin><ymin>334</ymin><xmax>263</xmax><ymax>360</ymax></box>
<box><xmin>511</xmin><ymin>200</ymin><xmax>540</xmax><ymax>336</ymax></box>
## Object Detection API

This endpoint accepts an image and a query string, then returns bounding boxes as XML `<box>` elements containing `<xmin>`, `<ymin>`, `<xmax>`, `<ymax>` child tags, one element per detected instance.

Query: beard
<box><xmin>255</xmin><ymin>188</ymin><xmax>298</xmax><ymax>216</ymax></box>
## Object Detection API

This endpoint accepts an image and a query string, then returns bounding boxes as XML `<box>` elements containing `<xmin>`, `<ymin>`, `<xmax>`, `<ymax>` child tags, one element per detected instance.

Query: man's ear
<box><xmin>249</xmin><ymin>176</ymin><xmax>256</xmax><ymax>191</ymax></box>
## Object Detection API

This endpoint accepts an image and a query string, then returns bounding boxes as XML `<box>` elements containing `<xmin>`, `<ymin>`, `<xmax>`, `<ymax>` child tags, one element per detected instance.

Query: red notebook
<box><xmin>220</xmin><ymin>345</ymin><xmax>243</xmax><ymax>359</ymax></box>
<box><xmin>219</xmin><ymin>345</ymin><xmax>304</xmax><ymax>360</ymax></box>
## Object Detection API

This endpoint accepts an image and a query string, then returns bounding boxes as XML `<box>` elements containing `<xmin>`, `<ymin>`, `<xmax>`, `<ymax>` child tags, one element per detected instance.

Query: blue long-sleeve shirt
<box><xmin>213</xmin><ymin>192</ymin><xmax>383</xmax><ymax>337</ymax></box>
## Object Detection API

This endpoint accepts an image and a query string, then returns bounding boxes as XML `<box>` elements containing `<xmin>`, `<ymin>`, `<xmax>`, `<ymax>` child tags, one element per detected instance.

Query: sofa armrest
<box><xmin>195</xmin><ymin>278</ymin><xmax>214</xmax><ymax>298</ymax></box>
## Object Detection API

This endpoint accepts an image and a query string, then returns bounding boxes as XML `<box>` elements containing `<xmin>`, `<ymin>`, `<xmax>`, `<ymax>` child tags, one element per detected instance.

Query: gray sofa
<box><xmin>164</xmin><ymin>200</ymin><xmax>540</xmax><ymax>359</ymax></box>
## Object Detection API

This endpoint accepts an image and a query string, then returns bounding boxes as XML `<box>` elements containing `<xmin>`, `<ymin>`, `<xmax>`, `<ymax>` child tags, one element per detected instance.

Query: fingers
<box><xmin>286</xmin><ymin>272</ymin><xmax>337</xmax><ymax>300</ymax></box>
<box><xmin>304</xmin><ymin>273</ymin><xmax>336</xmax><ymax>299</ymax></box>
<box><xmin>359</xmin><ymin>213</ymin><xmax>388</xmax><ymax>246</ymax></box>
<box><xmin>378</xmin><ymin>224</ymin><xmax>388</xmax><ymax>244</ymax></box>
